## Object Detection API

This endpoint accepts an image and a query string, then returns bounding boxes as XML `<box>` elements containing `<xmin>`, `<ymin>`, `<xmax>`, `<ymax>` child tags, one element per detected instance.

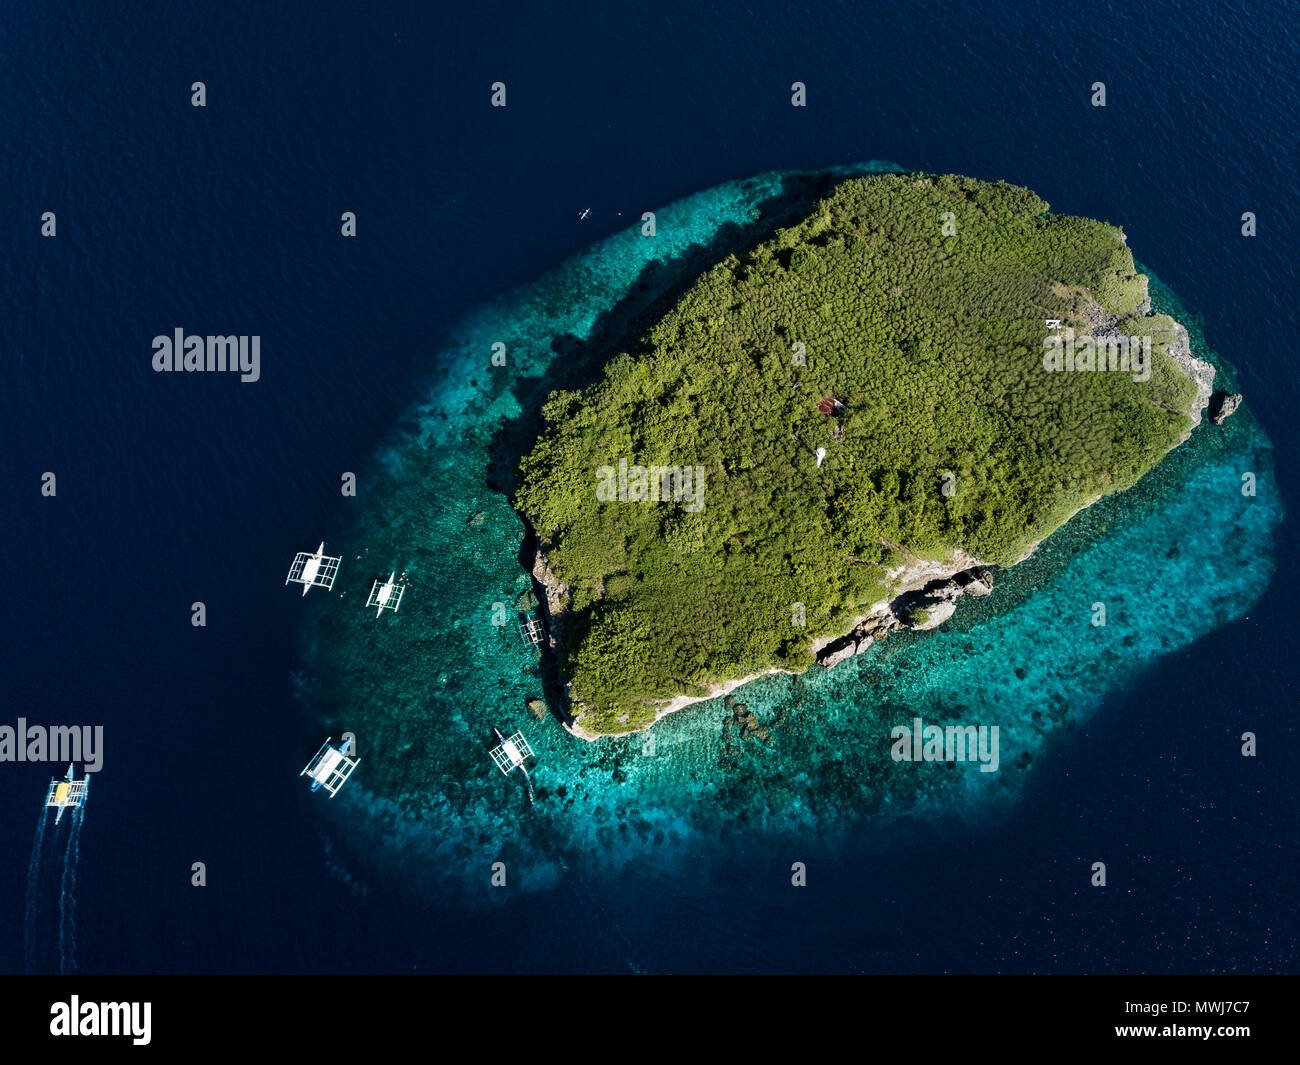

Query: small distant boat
<box><xmin>578</xmin><ymin>207</ymin><xmax>591</xmax><ymax>221</ymax></box>
<box><xmin>44</xmin><ymin>764</ymin><xmax>87</xmax><ymax>824</ymax></box>
<box><xmin>286</xmin><ymin>542</ymin><xmax>341</xmax><ymax>596</ymax></box>
<box><xmin>300</xmin><ymin>735</ymin><xmax>360</xmax><ymax>797</ymax></box>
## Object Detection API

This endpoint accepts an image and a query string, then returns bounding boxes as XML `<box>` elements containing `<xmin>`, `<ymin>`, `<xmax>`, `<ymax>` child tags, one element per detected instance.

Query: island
<box><xmin>513</xmin><ymin>173</ymin><xmax>1216</xmax><ymax>738</ymax></box>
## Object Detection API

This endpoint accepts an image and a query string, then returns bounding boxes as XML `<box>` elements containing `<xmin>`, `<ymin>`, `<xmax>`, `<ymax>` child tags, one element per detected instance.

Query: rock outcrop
<box><xmin>812</xmin><ymin>566</ymin><xmax>994</xmax><ymax>668</ymax></box>
<box><xmin>1210</xmin><ymin>390</ymin><xmax>1243</xmax><ymax>425</ymax></box>
<box><xmin>531</xmin><ymin>547</ymin><xmax>569</xmax><ymax>654</ymax></box>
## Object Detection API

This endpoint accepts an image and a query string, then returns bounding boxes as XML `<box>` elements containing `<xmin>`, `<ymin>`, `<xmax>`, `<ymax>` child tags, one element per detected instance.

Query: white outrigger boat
<box><xmin>44</xmin><ymin>764</ymin><xmax>87</xmax><ymax>824</ymax></box>
<box><xmin>489</xmin><ymin>727</ymin><xmax>533</xmax><ymax>775</ymax></box>
<box><xmin>285</xmin><ymin>542</ymin><xmax>341</xmax><ymax>596</ymax></box>
<box><xmin>489</xmin><ymin>726</ymin><xmax>535</xmax><ymax>804</ymax></box>
<box><xmin>366</xmin><ymin>572</ymin><xmax>405</xmax><ymax>618</ymax></box>
<box><xmin>518</xmin><ymin>610</ymin><xmax>545</xmax><ymax>648</ymax></box>
<box><xmin>300</xmin><ymin>736</ymin><xmax>359</xmax><ymax>797</ymax></box>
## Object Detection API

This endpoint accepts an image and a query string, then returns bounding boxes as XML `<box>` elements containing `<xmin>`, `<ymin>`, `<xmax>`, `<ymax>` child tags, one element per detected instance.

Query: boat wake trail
<box><xmin>23</xmin><ymin>809</ymin><xmax>48</xmax><ymax>971</ymax></box>
<box><xmin>59</xmin><ymin>808</ymin><xmax>82</xmax><ymax>974</ymax></box>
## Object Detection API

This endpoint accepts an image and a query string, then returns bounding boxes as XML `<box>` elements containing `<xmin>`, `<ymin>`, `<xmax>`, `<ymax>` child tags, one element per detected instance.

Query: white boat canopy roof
<box><xmin>300</xmin><ymin>737</ymin><xmax>359</xmax><ymax>797</ymax></box>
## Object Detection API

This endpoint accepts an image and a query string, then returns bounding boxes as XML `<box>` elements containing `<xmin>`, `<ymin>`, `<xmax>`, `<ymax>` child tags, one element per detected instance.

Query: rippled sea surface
<box><xmin>3</xmin><ymin>0</ymin><xmax>1295</xmax><ymax>972</ymax></box>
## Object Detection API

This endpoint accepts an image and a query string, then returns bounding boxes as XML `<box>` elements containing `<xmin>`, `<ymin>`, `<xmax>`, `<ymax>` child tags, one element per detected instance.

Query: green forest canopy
<box><xmin>515</xmin><ymin>173</ymin><xmax>1200</xmax><ymax>733</ymax></box>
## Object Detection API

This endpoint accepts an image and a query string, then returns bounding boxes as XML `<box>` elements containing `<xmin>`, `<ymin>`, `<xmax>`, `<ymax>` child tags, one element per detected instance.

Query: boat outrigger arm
<box><xmin>366</xmin><ymin>572</ymin><xmax>405</xmax><ymax>617</ymax></box>
<box><xmin>286</xmin><ymin>542</ymin><xmax>341</xmax><ymax>596</ymax></box>
<box><xmin>44</xmin><ymin>763</ymin><xmax>87</xmax><ymax>824</ymax></box>
<box><xmin>518</xmin><ymin>612</ymin><xmax>545</xmax><ymax>647</ymax></box>
<box><xmin>489</xmin><ymin>728</ymin><xmax>534</xmax><ymax>775</ymax></box>
<box><xmin>300</xmin><ymin>736</ymin><xmax>359</xmax><ymax>797</ymax></box>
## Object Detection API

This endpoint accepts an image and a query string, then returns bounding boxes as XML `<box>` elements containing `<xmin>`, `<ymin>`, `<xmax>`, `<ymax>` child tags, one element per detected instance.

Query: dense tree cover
<box><xmin>515</xmin><ymin>174</ymin><xmax>1199</xmax><ymax>732</ymax></box>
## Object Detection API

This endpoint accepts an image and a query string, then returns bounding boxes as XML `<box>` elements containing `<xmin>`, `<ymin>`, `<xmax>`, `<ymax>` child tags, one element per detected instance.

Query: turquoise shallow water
<box><xmin>296</xmin><ymin>168</ymin><xmax>1281</xmax><ymax>899</ymax></box>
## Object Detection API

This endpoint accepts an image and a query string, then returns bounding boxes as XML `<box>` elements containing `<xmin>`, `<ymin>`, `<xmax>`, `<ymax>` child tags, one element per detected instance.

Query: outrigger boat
<box><xmin>285</xmin><ymin>542</ymin><xmax>341</xmax><ymax>596</ymax></box>
<box><xmin>300</xmin><ymin>736</ymin><xmax>359</xmax><ymax>797</ymax></box>
<box><xmin>518</xmin><ymin>610</ymin><xmax>546</xmax><ymax>648</ymax></box>
<box><xmin>366</xmin><ymin>572</ymin><xmax>405</xmax><ymax>618</ymax></box>
<box><xmin>489</xmin><ymin>727</ymin><xmax>533</xmax><ymax>775</ymax></box>
<box><xmin>489</xmin><ymin>726</ymin><xmax>535</xmax><ymax>804</ymax></box>
<box><xmin>44</xmin><ymin>764</ymin><xmax>87</xmax><ymax>824</ymax></box>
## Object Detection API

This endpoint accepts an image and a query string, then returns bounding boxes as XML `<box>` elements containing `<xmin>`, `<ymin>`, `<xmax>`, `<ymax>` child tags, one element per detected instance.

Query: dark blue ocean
<box><xmin>2</xmin><ymin>0</ymin><xmax>1296</xmax><ymax>973</ymax></box>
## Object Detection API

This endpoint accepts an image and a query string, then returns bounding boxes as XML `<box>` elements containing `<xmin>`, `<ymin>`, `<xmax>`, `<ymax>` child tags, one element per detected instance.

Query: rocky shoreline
<box><xmin>530</xmin><ymin>539</ymin><xmax>1001</xmax><ymax>741</ymax></box>
<box><xmin>812</xmin><ymin>564</ymin><xmax>995</xmax><ymax>669</ymax></box>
